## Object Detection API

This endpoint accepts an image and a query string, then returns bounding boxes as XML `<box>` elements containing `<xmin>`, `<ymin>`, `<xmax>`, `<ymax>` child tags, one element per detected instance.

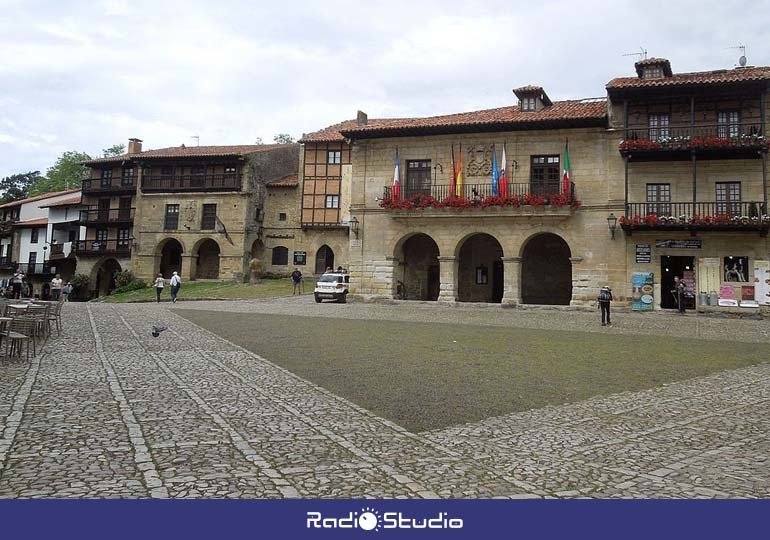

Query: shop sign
<box><xmin>631</xmin><ymin>272</ymin><xmax>654</xmax><ymax>311</ymax></box>
<box><xmin>293</xmin><ymin>251</ymin><xmax>307</xmax><ymax>265</ymax></box>
<box><xmin>655</xmin><ymin>239</ymin><xmax>702</xmax><ymax>249</ymax></box>
<box><xmin>635</xmin><ymin>244</ymin><xmax>651</xmax><ymax>263</ymax></box>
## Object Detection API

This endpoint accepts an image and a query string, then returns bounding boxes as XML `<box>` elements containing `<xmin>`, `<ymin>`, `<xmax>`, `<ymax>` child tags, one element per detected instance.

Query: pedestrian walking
<box><xmin>674</xmin><ymin>276</ymin><xmax>687</xmax><ymax>314</ymax></box>
<box><xmin>170</xmin><ymin>271</ymin><xmax>181</xmax><ymax>303</ymax></box>
<box><xmin>11</xmin><ymin>268</ymin><xmax>24</xmax><ymax>299</ymax></box>
<box><xmin>597</xmin><ymin>286</ymin><xmax>613</xmax><ymax>326</ymax></box>
<box><xmin>153</xmin><ymin>273</ymin><xmax>165</xmax><ymax>303</ymax></box>
<box><xmin>62</xmin><ymin>281</ymin><xmax>73</xmax><ymax>302</ymax></box>
<box><xmin>51</xmin><ymin>273</ymin><xmax>63</xmax><ymax>301</ymax></box>
<box><xmin>291</xmin><ymin>268</ymin><xmax>303</xmax><ymax>295</ymax></box>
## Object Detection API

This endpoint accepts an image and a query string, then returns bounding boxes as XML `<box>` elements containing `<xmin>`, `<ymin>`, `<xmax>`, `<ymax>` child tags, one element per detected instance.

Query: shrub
<box><xmin>114</xmin><ymin>270</ymin><xmax>138</xmax><ymax>289</ymax></box>
<box><xmin>113</xmin><ymin>279</ymin><xmax>147</xmax><ymax>295</ymax></box>
<box><xmin>70</xmin><ymin>273</ymin><xmax>92</xmax><ymax>301</ymax></box>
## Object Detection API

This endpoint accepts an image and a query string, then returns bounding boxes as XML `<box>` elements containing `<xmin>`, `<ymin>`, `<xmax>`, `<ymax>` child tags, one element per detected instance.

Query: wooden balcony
<box><xmin>381</xmin><ymin>182</ymin><xmax>578</xmax><ymax>220</ymax></box>
<box><xmin>73</xmin><ymin>240</ymin><xmax>131</xmax><ymax>257</ymax></box>
<box><xmin>79</xmin><ymin>208</ymin><xmax>135</xmax><ymax>224</ymax></box>
<box><xmin>622</xmin><ymin>201</ymin><xmax>770</xmax><ymax>236</ymax></box>
<box><xmin>15</xmin><ymin>262</ymin><xmax>55</xmax><ymax>276</ymax></box>
<box><xmin>82</xmin><ymin>178</ymin><xmax>136</xmax><ymax>194</ymax></box>
<box><xmin>620</xmin><ymin>123</ymin><xmax>767</xmax><ymax>161</ymax></box>
<box><xmin>141</xmin><ymin>174</ymin><xmax>241</xmax><ymax>193</ymax></box>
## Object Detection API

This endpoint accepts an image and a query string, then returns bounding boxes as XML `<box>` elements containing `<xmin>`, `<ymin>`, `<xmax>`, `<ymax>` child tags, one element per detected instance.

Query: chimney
<box><xmin>128</xmin><ymin>138</ymin><xmax>143</xmax><ymax>154</ymax></box>
<box><xmin>356</xmin><ymin>110</ymin><xmax>368</xmax><ymax>126</ymax></box>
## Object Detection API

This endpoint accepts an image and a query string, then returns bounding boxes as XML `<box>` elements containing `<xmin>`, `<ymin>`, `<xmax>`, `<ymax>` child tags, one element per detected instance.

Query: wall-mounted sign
<box><xmin>293</xmin><ymin>251</ymin><xmax>306</xmax><ymax>265</ymax></box>
<box><xmin>655</xmin><ymin>239</ymin><xmax>702</xmax><ymax>249</ymax></box>
<box><xmin>635</xmin><ymin>244</ymin><xmax>651</xmax><ymax>263</ymax></box>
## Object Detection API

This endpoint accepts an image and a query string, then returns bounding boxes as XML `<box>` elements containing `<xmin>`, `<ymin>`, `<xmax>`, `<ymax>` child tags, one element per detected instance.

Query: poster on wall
<box><xmin>698</xmin><ymin>258</ymin><xmax>721</xmax><ymax>297</ymax></box>
<box><xmin>754</xmin><ymin>260</ymin><xmax>770</xmax><ymax>305</ymax></box>
<box><xmin>723</xmin><ymin>256</ymin><xmax>749</xmax><ymax>282</ymax></box>
<box><xmin>293</xmin><ymin>251</ymin><xmax>307</xmax><ymax>265</ymax></box>
<box><xmin>631</xmin><ymin>272</ymin><xmax>654</xmax><ymax>311</ymax></box>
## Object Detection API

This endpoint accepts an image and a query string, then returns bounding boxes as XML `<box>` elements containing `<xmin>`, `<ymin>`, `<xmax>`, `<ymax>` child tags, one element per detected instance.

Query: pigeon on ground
<box><xmin>151</xmin><ymin>323</ymin><xmax>169</xmax><ymax>338</ymax></box>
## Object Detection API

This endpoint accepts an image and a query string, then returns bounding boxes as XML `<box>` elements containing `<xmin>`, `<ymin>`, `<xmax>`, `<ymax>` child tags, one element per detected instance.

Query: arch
<box><xmin>158</xmin><ymin>238</ymin><xmax>183</xmax><ymax>277</ymax></box>
<box><xmin>193</xmin><ymin>238</ymin><xmax>220</xmax><ymax>280</ymax></box>
<box><xmin>456</xmin><ymin>233</ymin><xmax>504</xmax><ymax>303</ymax></box>
<box><xmin>250</xmin><ymin>239</ymin><xmax>264</xmax><ymax>259</ymax></box>
<box><xmin>394</xmin><ymin>233</ymin><xmax>440</xmax><ymax>301</ymax></box>
<box><xmin>314</xmin><ymin>245</ymin><xmax>334</xmax><ymax>274</ymax></box>
<box><xmin>94</xmin><ymin>258</ymin><xmax>122</xmax><ymax>297</ymax></box>
<box><xmin>520</xmin><ymin>233</ymin><xmax>572</xmax><ymax>305</ymax></box>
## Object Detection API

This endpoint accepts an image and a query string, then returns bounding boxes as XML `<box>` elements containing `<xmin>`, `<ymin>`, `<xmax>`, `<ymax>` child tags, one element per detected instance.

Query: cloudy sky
<box><xmin>0</xmin><ymin>0</ymin><xmax>766</xmax><ymax>178</ymax></box>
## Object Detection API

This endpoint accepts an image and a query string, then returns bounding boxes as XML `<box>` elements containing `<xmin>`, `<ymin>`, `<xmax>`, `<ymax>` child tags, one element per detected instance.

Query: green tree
<box><xmin>0</xmin><ymin>171</ymin><xmax>42</xmax><ymax>203</ymax></box>
<box><xmin>102</xmin><ymin>143</ymin><xmax>125</xmax><ymax>157</ymax></box>
<box><xmin>29</xmin><ymin>150</ymin><xmax>92</xmax><ymax>196</ymax></box>
<box><xmin>254</xmin><ymin>137</ymin><xmax>264</xmax><ymax>145</ymax></box>
<box><xmin>273</xmin><ymin>133</ymin><xmax>295</xmax><ymax>144</ymax></box>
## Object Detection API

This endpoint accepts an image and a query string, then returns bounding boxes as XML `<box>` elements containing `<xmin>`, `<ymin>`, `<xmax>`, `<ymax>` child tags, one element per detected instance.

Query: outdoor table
<box><xmin>9</xmin><ymin>304</ymin><xmax>29</xmax><ymax>310</ymax></box>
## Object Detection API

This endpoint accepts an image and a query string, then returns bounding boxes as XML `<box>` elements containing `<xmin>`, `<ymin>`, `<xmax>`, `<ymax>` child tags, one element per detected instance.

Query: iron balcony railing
<box><xmin>142</xmin><ymin>174</ymin><xmax>241</xmax><ymax>192</ymax></box>
<box><xmin>15</xmin><ymin>262</ymin><xmax>54</xmax><ymax>275</ymax></box>
<box><xmin>74</xmin><ymin>239</ymin><xmax>131</xmax><ymax>256</ymax></box>
<box><xmin>621</xmin><ymin>123</ymin><xmax>765</xmax><ymax>152</ymax></box>
<box><xmin>50</xmin><ymin>243</ymin><xmax>65</xmax><ymax>256</ymax></box>
<box><xmin>79</xmin><ymin>207</ymin><xmax>136</xmax><ymax>224</ymax></box>
<box><xmin>383</xmin><ymin>182</ymin><xmax>575</xmax><ymax>202</ymax></box>
<box><xmin>82</xmin><ymin>178</ymin><xmax>136</xmax><ymax>193</ymax></box>
<box><xmin>623</xmin><ymin>201</ymin><xmax>769</xmax><ymax>232</ymax></box>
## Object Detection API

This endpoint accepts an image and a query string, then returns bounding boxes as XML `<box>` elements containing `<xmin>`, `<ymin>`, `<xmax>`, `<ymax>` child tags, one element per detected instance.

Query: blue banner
<box><xmin>632</xmin><ymin>271</ymin><xmax>655</xmax><ymax>311</ymax></box>
<box><xmin>0</xmin><ymin>500</ymin><xmax>767</xmax><ymax>539</ymax></box>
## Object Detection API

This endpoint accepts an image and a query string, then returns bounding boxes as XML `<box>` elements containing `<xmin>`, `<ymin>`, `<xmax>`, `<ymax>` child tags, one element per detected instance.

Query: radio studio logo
<box><xmin>306</xmin><ymin>506</ymin><xmax>463</xmax><ymax>531</ymax></box>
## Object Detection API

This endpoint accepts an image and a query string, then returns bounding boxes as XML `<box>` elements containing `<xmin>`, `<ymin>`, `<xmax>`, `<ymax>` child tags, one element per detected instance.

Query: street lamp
<box><xmin>349</xmin><ymin>216</ymin><xmax>360</xmax><ymax>238</ymax></box>
<box><xmin>607</xmin><ymin>213</ymin><xmax>618</xmax><ymax>240</ymax></box>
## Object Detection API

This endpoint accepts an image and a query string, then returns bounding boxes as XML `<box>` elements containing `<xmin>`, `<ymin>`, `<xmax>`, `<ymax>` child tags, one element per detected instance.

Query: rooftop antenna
<box><xmin>622</xmin><ymin>46</ymin><xmax>648</xmax><ymax>61</ymax></box>
<box><xmin>726</xmin><ymin>44</ymin><xmax>747</xmax><ymax>67</ymax></box>
<box><xmin>190</xmin><ymin>135</ymin><xmax>200</xmax><ymax>146</ymax></box>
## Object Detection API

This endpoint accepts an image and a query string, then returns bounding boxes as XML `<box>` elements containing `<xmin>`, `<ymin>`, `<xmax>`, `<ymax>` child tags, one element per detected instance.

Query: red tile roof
<box><xmin>39</xmin><ymin>194</ymin><xmax>83</xmax><ymax>208</ymax></box>
<box><xmin>267</xmin><ymin>174</ymin><xmax>299</xmax><ymax>187</ymax></box>
<box><xmin>84</xmin><ymin>143</ymin><xmax>298</xmax><ymax>165</ymax></box>
<box><xmin>14</xmin><ymin>218</ymin><xmax>48</xmax><ymax>227</ymax></box>
<box><xmin>302</xmin><ymin>99</ymin><xmax>607</xmax><ymax>142</ymax></box>
<box><xmin>0</xmin><ymin>189</ymin><xmax>81</xmax><ymax>209</ymax></box>
<box><xmin>607</xmin><ymin>66</ymin><xmax>770</xmax><ymax>90</ymax></box>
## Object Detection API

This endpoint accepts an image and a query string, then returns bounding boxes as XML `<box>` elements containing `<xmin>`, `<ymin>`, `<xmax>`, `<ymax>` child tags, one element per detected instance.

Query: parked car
<box><xmin>314</xmin><ymin>271</ymin><xmax>350</xmax><ymax>303</ymax></box>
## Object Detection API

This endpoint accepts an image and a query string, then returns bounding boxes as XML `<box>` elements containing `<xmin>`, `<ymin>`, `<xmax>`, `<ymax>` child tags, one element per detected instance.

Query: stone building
<box><xmin>82</xmin><ymin>140</ymin><xmax>299</xmax><ymax>292</ymax></box>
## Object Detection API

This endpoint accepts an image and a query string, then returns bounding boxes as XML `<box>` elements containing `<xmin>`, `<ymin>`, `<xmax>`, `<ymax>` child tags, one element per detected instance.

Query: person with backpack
<box><xmin>597</xmin><ymin>286</ymin><xmax>613</xmax><ymax>326</ymax></box>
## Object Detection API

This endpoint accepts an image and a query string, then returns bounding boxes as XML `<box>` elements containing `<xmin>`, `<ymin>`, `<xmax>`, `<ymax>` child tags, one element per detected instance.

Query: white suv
<box><xmin>314</xmin><ymin>271</ymin><xmax>350</xmax><ymax>303</ymax></box>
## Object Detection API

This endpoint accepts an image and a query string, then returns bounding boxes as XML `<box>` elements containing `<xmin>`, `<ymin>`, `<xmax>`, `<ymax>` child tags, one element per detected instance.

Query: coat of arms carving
<box><xmin>184</xmin><ymin>201</ymin><xmax>197</xmax><ymax>224</ymax></box>
<box><xmin>465</xmin><ymin>145</ymin><xmax>493</xmax><ymax>177</ymax></box>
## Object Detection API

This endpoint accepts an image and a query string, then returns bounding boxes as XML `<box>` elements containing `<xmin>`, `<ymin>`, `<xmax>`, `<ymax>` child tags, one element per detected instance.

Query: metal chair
<box><xmin>3</xmin><ymin>317</ymin><xmax>36</xmax><ymax>361</ymax></box>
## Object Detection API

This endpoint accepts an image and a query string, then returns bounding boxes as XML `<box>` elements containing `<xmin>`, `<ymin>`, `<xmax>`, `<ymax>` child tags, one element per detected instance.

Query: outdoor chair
<box><xmin>25</xmin><ymin>304</ymin><xmax>50</xmax><ymax>340</ymax></box>
<box><xmin>45</xmin><ymin>300</ymin><xmax>63</xmax><ymax>336</ymax></box>
<box><xmin>2</xmin><ymin>317</ymin><xmax>36</xmax><ymax>361</ymax></box>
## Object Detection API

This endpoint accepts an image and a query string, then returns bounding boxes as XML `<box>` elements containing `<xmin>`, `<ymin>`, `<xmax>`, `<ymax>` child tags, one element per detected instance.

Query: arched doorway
<box><xmin>521</xmin><ymin>233</ymin><xmax>572</xmax><ymax>305</ymax></box>
<box><xmin>456</xmin><ymin>233</ymin><xmax>504</xmax><ymax>303</ymax></box>
<box><xmin>194</xmin><ymin>239</ymin><xmax>220</xmax><ymax>279</ymax></box>
<box><xmin>315</xmin><ymin>245</ymin><xmax>334</xmax><ymax>274</ymax></box>
<box><xmin>396</xmin><ymin>234</ymin><xmax>440</xmax><ymax>300</ymax></box>
<box><xmin>94</xmin><ymin>258</ymin><xmax>122</xmax><ymax>297</ymax></box>
<box><xmin>159</xmin><ymin>239</ymin><xmax>183</xmax><ymax>277</ymax></box>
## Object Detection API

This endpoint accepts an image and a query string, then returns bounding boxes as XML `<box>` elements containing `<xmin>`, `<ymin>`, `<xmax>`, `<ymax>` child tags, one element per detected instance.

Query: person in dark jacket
<box><xmin>597</xmin><ymin>286</ymin><xmax>613</xmax><ymax>326</ymax></box>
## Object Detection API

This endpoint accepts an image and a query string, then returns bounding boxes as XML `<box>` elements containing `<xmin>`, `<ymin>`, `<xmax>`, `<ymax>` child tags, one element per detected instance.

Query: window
<box><xmin>121</xmin><ymin>167</ymin><xmax>135</xmax><ymax>186</ymax></box>
<box><xmin>201</xmin><ymin>204</ymin><xmax>217</xmax><ymax>230</ymax></box>
<box><xmin>271</xmin><ymin>246</ymin><xmax>288</xmax><ymax>265</ymax></box>
<box><xmin>646</xmin><ymin>183</ymin><xmax>671</xmax><ymax>216</ymax></box>
<box><xmin>325</xmin><ymin>195</ymin><xmax>340</xmax><ymax>208</ymax></box>
<box><xmin>117</xmin><ymin>228</ymin><xmax>130</xmax><ymax>247</ymax></box>
<box><xmin>224</xmin><ymin>166</ymin><xmax>237</xmax><ymax>174</ymax></box>
<box><xmin>643</xmin><ymin>66</ymin><xmax>663</xmax><ymax>79</ymax></box>
<box><xmin>716</xmin><ymin>182</ymin><xmax>741</xmax><ymax>216</ymax></box>
<box><xmin>96</xmin><ymin>229</ymin><xmax>108</xmax><ymax>241</ymax></box>
<box><xmin>530</xmin><ymin>155</ymin><xmax>560</xmax><ymax>194</ymax></box>
<box><xmin>521</xmin><ymin>97</ymin><xmax>537</xmax><ymax>111</ymax></box>
<box><xmin>160</xmin><ymin>167</ymin><xmax>173</xmax><ymax>177</ymax></box>
<box><xmin>164</xmin><ymin>204</ymin><xmax>180</xmax><ymax>230</ymax></box>
<box><xmin>648</xmin><ymin>114</ymin><xmax>670</xmax><ymax>140</ymax></box>
<box><xmin>28</xmin><ymin>252</ymin><xmax>37</xmax><ymax>267</ymax></box>
<box><xmin>278</xmin><ymin>212</ymin><xmax>287</xmax><ymax>221</ymax></box>
<box><xmin>30</xmin><ymin>227</ymin><xmax>40</xmax><ymax>244</ymax></box>
<box><xmin>327</xmin><ymin>150</ymin><xmax>342</xmax><ymax>164</ymax></box>
<box><xmin>100</xmin><ymin>169</ymin><xmax>113</xmax><ymax>187</ymax></box>
<box><xmin>406</xmin><ymin>159</ymin><xmax>431</xmax><ymax>196</ymax></box>
<box><xmin>717</xmin><ymin>111</ymin><xmax>741</xmax><ymax>138</ymax></box>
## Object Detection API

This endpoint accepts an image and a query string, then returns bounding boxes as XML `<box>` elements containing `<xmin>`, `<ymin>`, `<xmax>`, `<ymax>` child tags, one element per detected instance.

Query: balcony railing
<box><xmin>0</xmin><ymin>256</ymin><xmax>14</xmax><ymax>270</ymax></box>
<box><xmin>79</xmin><ymin>208</ymin><xmax>135</xmax><ymax>224</ymax></box>
<box><xmin>620</xmin><ymin>123</ymin><xmax>767</xmax><ymax>154</ymax></box>
<box><xmin>622</xmin><ymin>201</ymin><xmax>770</xmax><ymax>234</ymax></box>
<box><xmin>74</xmin><ymin>239</ymin><xmax>131</xmax><ymax>257</ymax></box>
<box><xmin>15</xmin><ymin>263</ymin><xmax>54</xmax><ymax>275</ymax></box>
<box><xmin>142</xmin><ymin>174</ymin><xmax>241</xmax><ymax>192</ymax></box>
<box><xmin>82</xmin><ymin>178</ymin><xmax>136</xmax><ymax>194</ymax></box>
<box><xmin>381</xmin><ymin>182</ymin><xmax>577</xmax><ymax>210</ymax></box>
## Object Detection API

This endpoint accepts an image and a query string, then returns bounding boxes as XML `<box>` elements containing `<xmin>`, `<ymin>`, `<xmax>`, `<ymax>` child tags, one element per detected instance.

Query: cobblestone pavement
<box><xmin>0</xmin><ymin>299</ymin><xmax>767</xmax><ymax>498</ymax></box>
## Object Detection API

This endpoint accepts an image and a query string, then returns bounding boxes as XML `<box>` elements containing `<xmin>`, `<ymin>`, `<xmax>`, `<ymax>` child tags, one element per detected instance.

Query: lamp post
<box><xmin>607</xmin><ymin>213</ymin><xmax>618</xmax><ymax>240</ymax></box>
<box><xmin>349</xmin><ymin>216</ymin><xmax>360</xmax><ymax>238</ymax></box>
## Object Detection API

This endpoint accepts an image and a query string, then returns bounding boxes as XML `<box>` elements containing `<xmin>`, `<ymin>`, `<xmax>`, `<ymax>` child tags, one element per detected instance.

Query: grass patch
<box><xmin>176</xmin><ymin>310</ymin><xmax>768</xmax><ymax>433</ymax></box>
<box><xmin>100</xmin><ymin>279</ymin><xmax>294</xmax><ymax>303</ymax></box>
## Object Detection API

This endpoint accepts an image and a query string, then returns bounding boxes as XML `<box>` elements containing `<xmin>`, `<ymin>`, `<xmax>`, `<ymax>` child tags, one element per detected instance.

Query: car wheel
<box><xmin>338</xmin><ymin>293</ymin><xmax>347</xmax><ymax>304</ymax></box>
<box><xmin>314</xmin><ymin>294</ymin><xmax>322</xmax><ymax>303</ymax></box>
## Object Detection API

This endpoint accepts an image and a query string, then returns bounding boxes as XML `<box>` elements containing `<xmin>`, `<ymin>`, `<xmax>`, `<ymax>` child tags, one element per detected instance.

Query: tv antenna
<box><xmin>622</xmin><ymin>46</ymin><xmax>648</xmax><ymax>61</ymax></box>
<box><xmin>726</xmin><ymin>44</ymin><xmax>747</xmax><ymax>67</ymax></box>
<box><xmin>190</xmin><ymin>135</ymin><xmax>200</xmax><ymax>146</ymax></box>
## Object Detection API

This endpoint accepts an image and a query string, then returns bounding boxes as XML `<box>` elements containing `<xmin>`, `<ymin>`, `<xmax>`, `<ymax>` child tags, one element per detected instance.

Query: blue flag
<box><xmin>491</xmin><ymin>145</ymin><xmax>499</xmax><ymax>196</ymax></box>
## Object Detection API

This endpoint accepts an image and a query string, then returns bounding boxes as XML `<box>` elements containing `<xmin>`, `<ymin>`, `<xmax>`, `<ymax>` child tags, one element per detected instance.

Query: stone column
<box><xmin>181</xmin><ymin>254</ymin><xmax>195</xmax><ymax>282</ymax></box>
<box><xmin>569</xmin><ymin>256</ymin><xmax>584</xmax><ymax>306</ymax></box>
<box><xmin>437</xmin><ymin>256</ymin><xmax>458</xmax><ymax>302</ymax></box>
<box><xmin>501</xmin><ymin>256</ymin><xmax>522</xmax><ymax>305</ymax></box>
